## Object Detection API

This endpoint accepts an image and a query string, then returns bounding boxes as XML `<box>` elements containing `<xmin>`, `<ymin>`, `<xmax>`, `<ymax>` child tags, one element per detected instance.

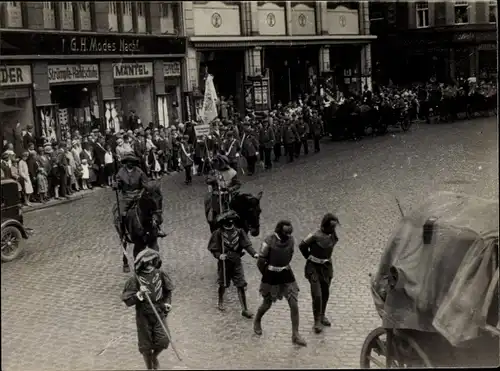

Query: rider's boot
<box><xmin>237</xmin><ymin>287</ymin><xmax>253</xmax><ymax>319</ymax></box>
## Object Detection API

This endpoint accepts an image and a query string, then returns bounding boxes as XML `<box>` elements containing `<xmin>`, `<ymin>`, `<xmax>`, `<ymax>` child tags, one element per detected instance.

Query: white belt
<box><xmin>308</xmin><ymin>256</ymin><xmax>330</xmax><ymax>264</ymax></box>
<box><xmin>267</xmin><ymin>265</ymin><xmax>290</xmax><ymax>272</ymax></box>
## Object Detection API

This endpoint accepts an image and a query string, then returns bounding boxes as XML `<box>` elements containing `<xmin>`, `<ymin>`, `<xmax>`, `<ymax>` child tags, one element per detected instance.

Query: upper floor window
<box><xmin>79</xmin><ymin>1</ymin><xmax>92</xmax><ymax>30</ymax></box>
<box><xmin>109</xmin><ymin>1</ymin><xmax>117</xmax><ymax>14</ymax></box>
<box><xmin>161</xmin><ymin>2</ymin><xmax>170</xmax><ymax>17</ymax></box>
<box><xmin>43</xmin><ymin>1</ymin><xmax>56</xmax><ymax>29</ymax></box>
<box><xmin>123</xmin><ymin>1</ymin><xmax>132</xmax><ymax>15</ymax></box>
<box><xmin>137</xmin><ymin>1</ymin><xmax>145</xmax><ymax>16</ymax></box>
<box><xmin>2</xmin><ymin>1</ymin><xmax>24</xmax><ymax>28</ymax></box>
<box><xmin>454</xmin><ymin>1</ymin><xmax>469</xmax><ymax>24</ymax></box>
<box><xmin>416</xmin><ymin>2</ymin><xmax>429</xmax><ymax>28</ymax></box>
<box><xmin>108</xmin><ymin>1</ymin><xmax>118</xmax><ymax>31</ymax></box>
<box><xmin>62</xmin><ymin>1</ymin><xmax>75</xmax><ymax>30</ymax></box>
<box><xmin>489</xmin><ymin>0</ymin><xmax>497</xmax><ymax>23</ymax></box>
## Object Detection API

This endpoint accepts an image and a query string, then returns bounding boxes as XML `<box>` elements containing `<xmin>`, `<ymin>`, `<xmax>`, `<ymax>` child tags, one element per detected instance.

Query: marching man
<box><xmin>298</xmin><ymin>213</ymin><xmax>339</xmax><ymax>333</ymax></box>
<box><xmin>122</xmin><ymin>248</ymin><xmax>174</xmax><ymax>370</ymax></box>
<box><xmin>207</xmin><ymin>210</ymin><xmax>259</xmax><ymax>316</ymax></box>
<box><xmin>254</xmin><ymin>220</ymin><xmax>307</xmax><ymax>346</ymax></box>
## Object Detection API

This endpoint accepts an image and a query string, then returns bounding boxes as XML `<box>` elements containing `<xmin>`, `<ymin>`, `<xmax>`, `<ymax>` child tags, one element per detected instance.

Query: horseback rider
<box><xmin>114</xmin><ymin>154</ymin><xmax>166</xmax><ymax>239</ymax></box>
<box><xmin>205</xmin><ymin>154</ymin><xmax>241</xmax><ymax>224</ymax></box>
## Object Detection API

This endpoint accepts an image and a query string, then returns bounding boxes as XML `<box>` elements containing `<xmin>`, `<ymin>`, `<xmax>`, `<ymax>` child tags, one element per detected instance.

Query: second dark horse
<box><xmin>205</xmin><ymin>191</ymin><xmax>263</xmax><ymax>237</ymax></box>
<box><xmin>113</xmin><ymin>181</ymin><xmax>164</xmax><ymax>272</ymax></box>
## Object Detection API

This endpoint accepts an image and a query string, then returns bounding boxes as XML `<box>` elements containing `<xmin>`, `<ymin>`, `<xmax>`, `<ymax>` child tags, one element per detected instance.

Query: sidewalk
<box><xmin>22</xmin><ymin>187</ymin><xmax>106</xmax><ymax>214</ymax></box>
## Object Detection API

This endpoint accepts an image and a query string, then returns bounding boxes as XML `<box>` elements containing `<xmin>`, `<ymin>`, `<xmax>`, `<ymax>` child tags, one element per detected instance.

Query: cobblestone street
<box><xmin>1</xmin><ymin>118</ymin><xmax>498</xmax><ymax>370</ymax></box>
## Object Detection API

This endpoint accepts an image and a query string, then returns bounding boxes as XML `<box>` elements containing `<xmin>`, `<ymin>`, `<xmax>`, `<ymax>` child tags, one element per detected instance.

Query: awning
<box><xmin>0</xmin><ymin>101</ymin><xmax>22</xmax><ymax>113</ymax></box>
<box><xmin>190</xmin><ymin>35</ymin><xmax>377</xmax><ymax>49</ymax></box>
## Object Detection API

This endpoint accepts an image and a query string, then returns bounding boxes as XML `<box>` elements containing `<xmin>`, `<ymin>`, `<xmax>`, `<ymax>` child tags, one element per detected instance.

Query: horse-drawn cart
<box><xmin>361</xmin><ymin>192</ymin><xmax>499</xmax><ymax>368</ymax></box>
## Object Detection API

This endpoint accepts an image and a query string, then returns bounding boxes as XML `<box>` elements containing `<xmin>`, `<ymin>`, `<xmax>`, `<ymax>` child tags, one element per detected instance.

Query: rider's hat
<box><xmin>121</xmin><ymin>154</ymin><xmax>140</xmax><ymax>165</ymax></box>
<box><xmin>216</xmin><ymin>210</ymin><xmax>239</xmax><ymax>224</ymax></box>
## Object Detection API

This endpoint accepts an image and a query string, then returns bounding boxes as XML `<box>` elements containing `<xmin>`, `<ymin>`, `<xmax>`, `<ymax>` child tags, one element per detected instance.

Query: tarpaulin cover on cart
<box><xmin>370</xmin><ymin>192</ymin><xmax>498</xmax><ymax>346</ymax></box>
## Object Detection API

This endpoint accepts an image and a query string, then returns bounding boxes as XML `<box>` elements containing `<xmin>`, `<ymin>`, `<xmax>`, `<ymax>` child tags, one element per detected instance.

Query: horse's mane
<box><xmin>143</xmin><ymin>181</ymin><xmax>162</xmax><ymax>196</ymax></box>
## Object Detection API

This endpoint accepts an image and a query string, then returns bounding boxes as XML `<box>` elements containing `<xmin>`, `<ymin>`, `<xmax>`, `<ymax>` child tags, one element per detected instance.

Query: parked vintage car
<box><xmin>1</xmin><ymin>179</ymin><xmax>33</xmax><ymax>262</ymax></box>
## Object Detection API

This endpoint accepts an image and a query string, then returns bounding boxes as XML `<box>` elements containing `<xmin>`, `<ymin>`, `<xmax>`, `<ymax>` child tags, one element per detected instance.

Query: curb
<box><xmin>23</xmin><ymin>189</ymin><xmax>102</xmax><ymax>214</ymax></box>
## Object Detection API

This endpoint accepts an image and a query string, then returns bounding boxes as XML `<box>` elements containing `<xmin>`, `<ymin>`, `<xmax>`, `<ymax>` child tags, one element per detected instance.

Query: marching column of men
<box><xmin>173</xmin><ymin>107</ymin><xmax>325</xmax><ymax>185</ymax></box>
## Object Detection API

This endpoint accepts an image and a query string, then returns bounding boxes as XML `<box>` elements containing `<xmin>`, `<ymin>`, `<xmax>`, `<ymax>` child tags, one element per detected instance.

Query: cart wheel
<box><xmin>1</xmin><ymin>225</ymin><xmax>25</xmax><ymax>262</ymax></box>
<box><xmin>360</xmin><ymin>327</ymin><xmax>433</xmax><ymax>368</ymax></box>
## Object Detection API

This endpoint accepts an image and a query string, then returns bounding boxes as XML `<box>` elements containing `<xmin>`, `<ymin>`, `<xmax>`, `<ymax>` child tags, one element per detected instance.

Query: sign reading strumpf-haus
<box><xmin>0</xmin><ymin>31</ymin><xmax>186</xmax><ymax>57</ymax></box>
<box><xmin>48</xmin><ymin>64</ymin><xmax>99</xmax><ymax>84</ymax></box>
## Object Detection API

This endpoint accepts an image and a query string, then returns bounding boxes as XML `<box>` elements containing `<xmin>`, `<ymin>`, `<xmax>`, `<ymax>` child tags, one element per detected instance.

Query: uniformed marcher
<box><xmin>114</xmin><ymin>154</ymin><xmax>167</xmax><ymax>239</ymax></box>
<box><xmin>207</xmin><ymin>210</ymin><xmax>259</xmax><ymax>315</ymax></box>
<box><xmin>221</xmin><ymin>130</ymin><xmax>241</xmax><ymax>172</ymax></box>
<box><xmin>259</xmin><ymin>119</ymin><xmax>275</xmax><ymax>170</ymax></box>
<box><xmin>295</xmin><ymin>118</ymin><xmax>309</xmax><ymax>156</ymax></box>
<box><xmin>122</xmin><ymin>248</ymin><xmax>174</xmax><ymax>370</ymax></box>
<box><xmin>254</xmin><ymin>220</ymin><xmax>307</xmax><ymax>346</ymax></box>
<box><xmin>299</xmin><ymin>213</ymin><xmax>339</xmax><ymax>333</ymax></box>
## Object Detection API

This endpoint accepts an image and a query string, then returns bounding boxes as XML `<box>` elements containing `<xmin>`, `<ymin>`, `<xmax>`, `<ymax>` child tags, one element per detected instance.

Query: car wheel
<box><xmin>1</xmin><ymin>225</ymin><xmax>24</xmax><ymax>262</ymax></box>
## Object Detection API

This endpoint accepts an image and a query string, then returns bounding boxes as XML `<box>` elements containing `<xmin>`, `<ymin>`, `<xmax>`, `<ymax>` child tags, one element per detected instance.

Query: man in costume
<box><xmin>114</xmin><ymin>154</ymin><xmax>166</xmax><ymax>238</ymax></box>
<box><xmin>122</xmin><ymin>248</ymin><xmax>174</xmax><ymax>370</ymax></box>
<box><xmin>205</xmin><ymin>154</ymin><xmax>241</xmax><ymax>224</ymax></box>
<box><xmin>207</xmin><ymin>210</ymin><xmax>259</xmax><ymax>315</ymax></box>
<box><xmin>298</xmin><ymin>213</ymin><xmax>339</xmax><ymax>333</ymax></box>
<box><xmin>254</xmin><ymin>220</ymin><xmax>307</xmax><ymax>346</ymax></box>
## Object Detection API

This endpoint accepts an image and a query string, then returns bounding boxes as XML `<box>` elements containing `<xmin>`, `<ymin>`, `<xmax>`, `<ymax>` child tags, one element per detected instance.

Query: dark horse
<box><xmin>113</xmin><ymin>181</ymin><xmax>163</xmax><ymax>272</ymax></box>
<box><xmin>204</xmin><ymin>191</ymin><xmax>263</xmax><ymax>236</ymax></box>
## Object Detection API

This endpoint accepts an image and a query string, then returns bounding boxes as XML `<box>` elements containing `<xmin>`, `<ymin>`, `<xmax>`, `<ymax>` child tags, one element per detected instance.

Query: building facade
<box><xmin>370</xmin><ymin>1</ymin><xmax>497</xmax><ymax>84</ymax></box>
<box><xmin>182</xmin><ymin>1</ymin><xmax>375</xmax><ymax>115</ymax></box>
<box><xmin>0</xmin><ymin>1</ymin><xmax>186</xmax><ymax>143</ymax></box>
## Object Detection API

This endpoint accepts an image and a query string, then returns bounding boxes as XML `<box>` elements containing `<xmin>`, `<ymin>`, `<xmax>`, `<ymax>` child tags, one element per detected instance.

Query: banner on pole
<box><xmin>200</xmin><ymin>74</ymin><xmax>218</xmax><ymax>124</ymax></box>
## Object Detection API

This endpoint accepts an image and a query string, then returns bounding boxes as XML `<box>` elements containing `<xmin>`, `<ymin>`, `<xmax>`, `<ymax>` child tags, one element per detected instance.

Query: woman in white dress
<box><xmin>18</xmin><ymin>151</ymin><xmax>34</xmax><ymax>206</ymax></box>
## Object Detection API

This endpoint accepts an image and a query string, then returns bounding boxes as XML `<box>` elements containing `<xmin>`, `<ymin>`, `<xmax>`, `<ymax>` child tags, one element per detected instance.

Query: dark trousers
<box><xmin>171</xmin><ymin>151</ymin><xmax>179</xmax><ymax>171</ymax></box>
<box><xmin>194</xmin><ymin>156</ymin><xmax>203</xmax><ymax>174</ymax></box>
<box><xmin>184</xmin><ymin>165</ymin><xmax>192</xmax><ymax>183</ymax></box>
<box><xmin>263</xmin><ymin>148</ymin><xmax>272</xmax><ymax>169</ymax></box>
<box><xmin>246</xmin><ymin>155</ymin><xmax>257</xmax><ymax>175</ymax></box>
<box><xmin>286</xmin><ymin>143</ymin><xmax>295</xmax><ymax>162</ymax></box>
<box><xmin>59</xmin><ymin>172</ymin><xmax>68</xmax><ymax>197</ymax></box>
<box><xmin>296</xmin><ymin>139</ymin><xmax>308</xmax><ymax>155</ymax></box>
<box><xmin>313</xmin><ymin>135</ymin><xmax>320</xmax><ymax>152</ymax></box>
<box><xmin>273</xmin><ymin>142</ymin><xmax>281</xmax><ymax>161</ymax></box>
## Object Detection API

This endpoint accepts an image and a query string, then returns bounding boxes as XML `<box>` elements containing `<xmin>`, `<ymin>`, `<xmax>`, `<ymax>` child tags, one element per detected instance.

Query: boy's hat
<box><xmin>134</xmin><ymin>248</ymin><xmax>161</xmax><ymax>271</ymax></box>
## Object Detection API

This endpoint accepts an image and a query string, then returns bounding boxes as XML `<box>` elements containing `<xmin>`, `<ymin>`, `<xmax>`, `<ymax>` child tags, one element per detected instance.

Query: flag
<box><xmin>200</xmin><ymin>74</ymin><xmax>218</xmax><ymax>125</ymax></box>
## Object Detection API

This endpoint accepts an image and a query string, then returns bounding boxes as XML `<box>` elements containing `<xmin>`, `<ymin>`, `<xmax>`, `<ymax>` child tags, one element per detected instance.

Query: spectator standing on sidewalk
<box><xmin>104</xmin><ymin>144</ymin><xmax>115</xmax><ymax>186</ymax></box>
<box><xmin>18</xmin><ymin>151</ymin><xmax>33</xmax><ymax>206</ymax></box>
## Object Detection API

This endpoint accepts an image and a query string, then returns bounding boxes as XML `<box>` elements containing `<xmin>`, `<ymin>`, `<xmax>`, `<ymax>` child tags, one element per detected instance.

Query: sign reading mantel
<box><xmin>48</xmin><ymin>64</ymin><xmax>99</xmax><ymax>84</ymax></box>
<box><xmin>113</xmin><ymin>62</ymin><xmax>153</xmax><ymax>79</ymax></box>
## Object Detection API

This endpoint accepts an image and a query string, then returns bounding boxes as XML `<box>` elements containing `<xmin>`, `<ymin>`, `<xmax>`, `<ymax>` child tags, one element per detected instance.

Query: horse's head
<box><xmin>139</xmin><ymin>181</ymin><xmax>163</xmax><ymax>224</ymax></box>
<box><xmin>232</xmin><ymin>191</ymin><xmax>263</xmax><ymax>236</ymax></box>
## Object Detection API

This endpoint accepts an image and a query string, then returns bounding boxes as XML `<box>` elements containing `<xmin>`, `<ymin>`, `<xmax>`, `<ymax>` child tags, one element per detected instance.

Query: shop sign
<box><xmin>454</xmin><ymin>32</ymin><xmax>474</xmax><ymax>42</ymax></box>
<box><xmin>113</xmin><ymin>62</ymin><xmax>153</xmax><ymax>79</ymax></box>
<box><xmin>0</xmin><ymin>65</ymin><xmax>32</xmax><ymax>87</ymax></box>
<box><xmin>0</xmin><ymin>31</ymin><xmax>186</xmax><ymax>56</ymax></box>
<box><xmin>48</xmin><ymin>64</ymin><xmax>99</xmax><ymax>84</ymax></box>
<box><xmin>164</xmin><ymin>61</ymin><xmax>181</xmax><ymax>77</ymax></box>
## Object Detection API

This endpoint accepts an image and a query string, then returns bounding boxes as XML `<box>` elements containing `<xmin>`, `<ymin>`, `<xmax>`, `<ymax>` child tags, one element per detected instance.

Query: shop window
<box><xmin>160</xmin><ymin>2</ymin><xmax>175</xmax><ymax>34</ymax></box>
<box><xmin>1</xmin><ymin>97</ymin><xmax>35</xmax><ymax>148</ymax></box>
<box><xmin>416</xmin><ymin>2</ymin><xmax>429</xmax><ymax>28</ymax></box>
<box><xmin>108</xmin><ymin>1</ymin><xmax>118</xmax><ymax>31</ymax></box>
<box><xmin>79</xmin><ymin>1</ymin><xmax>92</xmax><ymax>30</ymax></box>
<box><xmin>61</xmin><ymin>1</ymin><xmax>75</xmax><ymax>30</ymax></box>
<box><xmin>136</xmin><ymin>1</ymin><xmax>146</xmax><ymax>33</ymax></box>
<box><xmin>114</xmin><ymin>84</ymin><xmax>153</xmax><ymax>130</ymax></box>
<box><xmin>1</xmin><ymin>1</ymin><xmax>23</xmax><ymax>28</ymax></box>
<box><xmin>51</xmin><ymin>85</ymin><xmax>99</xmax><ymax>139</ymax></box>
<box><xmin>454</xmin><ymin>1</ymin><xmax>469</xmax><ymax>24</ymax></box>
<box><xmin>43</xmin><ymin>1</ymin><xmax>56</xmax><ymax>29</ymax></box>
<box><xmin>489</xmin><ymin>1</ymin><xmax>497</xmax><ymax>23</ymax></box>
<box><xmin>121</xmin><ymin>1</ymin><xmax>133</xmax><ymax>32</ymax></box>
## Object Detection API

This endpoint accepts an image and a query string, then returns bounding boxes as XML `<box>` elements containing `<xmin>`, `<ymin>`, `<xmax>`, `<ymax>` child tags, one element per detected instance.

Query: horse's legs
<box><xmin>149</xmin><ymin>239</ymin><xmax>160</xmax><ymax>252</ymax></box>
